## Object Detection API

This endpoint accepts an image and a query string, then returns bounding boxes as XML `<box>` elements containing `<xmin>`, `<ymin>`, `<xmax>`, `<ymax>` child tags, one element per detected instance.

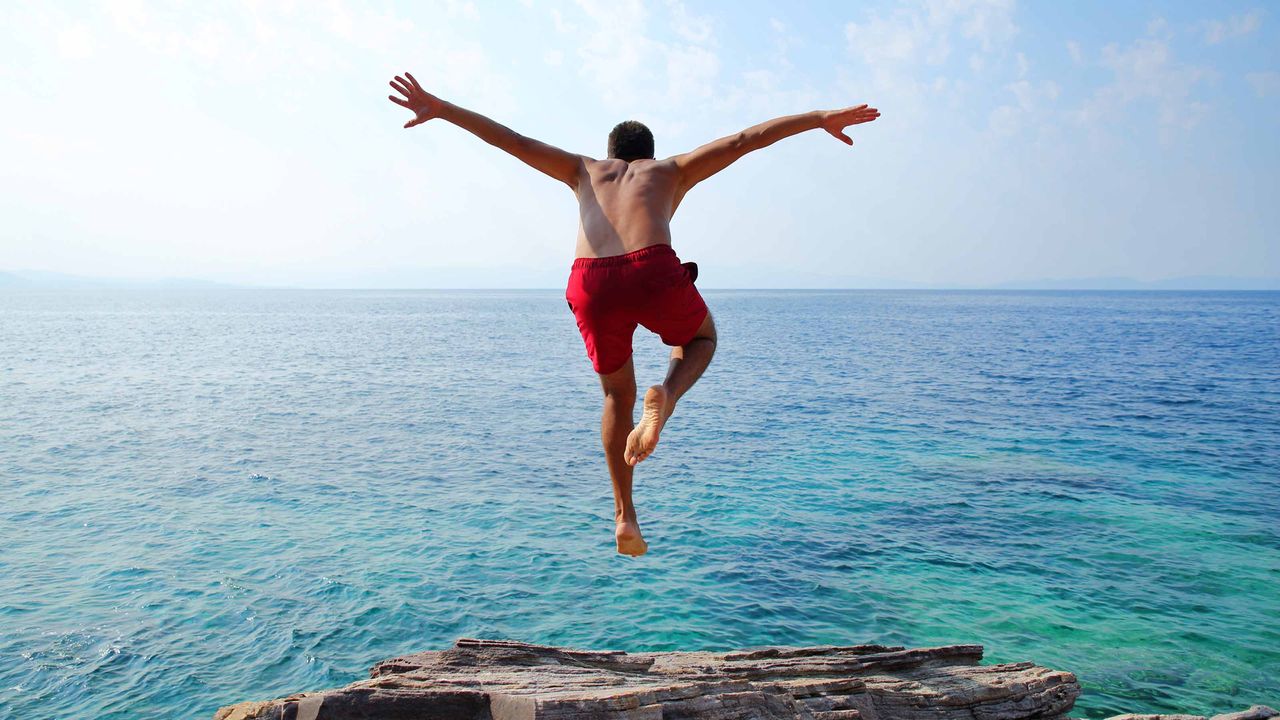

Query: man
<box><xmin>389</xmin><ymin>72</ymin><xmax>879</xmax><ymax>557</ymax></box>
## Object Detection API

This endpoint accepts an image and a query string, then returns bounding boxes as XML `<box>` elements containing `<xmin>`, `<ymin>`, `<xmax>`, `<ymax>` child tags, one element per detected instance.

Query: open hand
<box><xmin>388</xmin><ymin>72</ymin><xmax>441</xmax><ymax>129</ymax></box>
<box><xmin>821</xmin><ymin>104</ymin><xmax>881</xmax><ymax>145</ymax></box>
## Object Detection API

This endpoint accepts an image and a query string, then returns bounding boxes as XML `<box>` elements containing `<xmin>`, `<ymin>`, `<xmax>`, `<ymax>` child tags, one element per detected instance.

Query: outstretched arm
<box><xmin>671</xmin><ymin>105</ymin><xmax>880</xmax><ymax>194</ymax></box>
<box><xmin>388</xmin><ymin>72</ymin><xmax>585</xmax><ymax>190</ymax></box>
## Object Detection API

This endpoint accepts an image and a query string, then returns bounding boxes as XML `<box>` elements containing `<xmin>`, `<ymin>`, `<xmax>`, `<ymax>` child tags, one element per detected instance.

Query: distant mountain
<box><xmin>0</xmin><ymin>271</ymin><xmax>34</xmax><ymax>287</ymax></box>
<box><xmin>990</xmin><ymin>276</ymin><xmax>1280</xmax><ymax>291</ymax></box>
<box><xmin>2</xmin><ymin>268</ymin><xmax>1276</xmax><ymax>291</ymax></box>
<box><xmin>0</xmin><ymin>270</ymin><xmax>242</xmax><ymax>289</ymax></box>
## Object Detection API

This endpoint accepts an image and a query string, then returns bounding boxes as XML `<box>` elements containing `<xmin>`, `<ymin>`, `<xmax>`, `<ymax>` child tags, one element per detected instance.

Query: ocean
<box><xmin>1</xmin><ymin>289</ymin><xmax>1277</xmax><ymax>719</ymax></box>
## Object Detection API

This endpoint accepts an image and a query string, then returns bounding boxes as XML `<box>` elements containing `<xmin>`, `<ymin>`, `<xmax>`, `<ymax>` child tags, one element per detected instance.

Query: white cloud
<box><xmin>666</xmin><ymin>44</ymin><xmax>719</xmax><ymax>102</ymax></box>
<box><xmin>1066</xmin><ymin>40</ymin><xmax>1082</xmax><ymax>65</ymax></box>
<box><xmin>843</xmin><ymin>0</ymin><xmax>1018</xmax><ymax>126</ymax></box>
<box><xmin>1006</xmin><ymin>79</ymin><xmax>1034</xmax><ymax>108</ymax></box>
<box><xmin>556</xmin><ymin>0</ymin><xmax>836</xmax><ymax>141</ymax></box>
<box><xmin>843</xmin><ymin>0</ymin><xmax>1018</xmax><ymax>73</ymax></box>
<box><xmin>845</xmin><ymin>9</ymin><xmax>930</xmax><ymax>66</ymax></box>
<box><xmin>550</xmin><ymin>7</ymin><xmax>576</xmax><ymax>33</ymax></box>
<box><xmin>941</xmin><ymin>0</ymin><xmax>1017</xmax><ymax>51</ymax></box>
<box><xmin>1203</xmin><ymin>9</ymin><xmax>1263</xmax><ymax>44</ymax></box>
<box><xmin>987</xmin><ymin>104</ymin><xmax>1021</xmax><ymax>136</ymax></box>
<box><xmin>445</xmin><ymin>0</ymin><xmax>480</xmax><ymax>19</ymax></box>
<box><xmin>1076</xmin><ymin>37</ymin><xmax>1212</xmax><ymax>142</ymax></box>
<box><xmin>767</xmin><ymin>15</ymin><xmax>796</xmax><ymax>71</ymax></box>
<box><xmin>988</xmin><ymin>77</ymin><xmax>1059</xmax><ymax>136</ymax></box>
<box><xmin>667</xmin><ymin>0</ymin><xmax>713</xmax><ymax>44</ymax></box>
<box><xmin>573</xmin><ymin>0</ymin><xmax>652</xmax><ymax>106</ymax></box>
<box><xmin>544</xmin><ymin>49</ymin><xmax>563</xmax><ymax>66</ymax></box>
<box><xmin>565</xmin><ymin>0</ymin><xmax>731</xmax><ymax>130</ymax></box>
<box><xmin>1246</xmin><ymin>71</ymin><xmax>1280</xmax><ymax>98</ymax></box>
<box><xmin>56</xmin><ymin>24</ymin><xmax>95</xmax><ymax>59</ymax></box>
<box><xmin>186</xmin><ymin>20</ymin><xmax>229</xmax><ymax>60</ymax></box>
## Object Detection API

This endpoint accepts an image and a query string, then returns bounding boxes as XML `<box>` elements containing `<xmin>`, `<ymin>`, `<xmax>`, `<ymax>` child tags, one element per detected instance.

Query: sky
<box><xmin>2</xmin><ymin>0</ymin><xmax>1278</xmax><ymax>288</ymax></box>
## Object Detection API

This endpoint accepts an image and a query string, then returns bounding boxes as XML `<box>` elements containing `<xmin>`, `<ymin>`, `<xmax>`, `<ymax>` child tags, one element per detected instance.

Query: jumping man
<box><xmin>388</xmin><ymin>71</ymin><xmax>879</xmax><ymax>557</ymax></box>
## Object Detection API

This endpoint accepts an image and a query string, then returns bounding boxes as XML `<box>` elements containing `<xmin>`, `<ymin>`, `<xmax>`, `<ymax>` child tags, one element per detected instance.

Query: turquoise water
<box><xmin>1</xmin><ymin>289</ymin><xmax>1277</xmax><ymax>719</ymax></box>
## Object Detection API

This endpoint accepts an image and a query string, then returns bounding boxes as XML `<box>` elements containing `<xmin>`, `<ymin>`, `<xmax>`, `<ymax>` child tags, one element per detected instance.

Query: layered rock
<box><xmin>214</xmin><ymin>637</ymin><xmax>1081</xmax><ymax>720</ymax></box>
<box><xmin>1109</xmin><ymin>708</ymin><xmax>1279</xmax><ymax>720</ymax></box>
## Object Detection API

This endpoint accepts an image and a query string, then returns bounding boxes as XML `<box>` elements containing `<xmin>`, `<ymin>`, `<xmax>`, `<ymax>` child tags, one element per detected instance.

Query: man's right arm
<box><xmin>389</xmin><ymin>72</ymin><xmax>585</xmax><ymax>190</ymax></box>
<box><xmin>671</xmin><ymin>105</ymin><xmax>880</xmax><ymax>195</ymax></box>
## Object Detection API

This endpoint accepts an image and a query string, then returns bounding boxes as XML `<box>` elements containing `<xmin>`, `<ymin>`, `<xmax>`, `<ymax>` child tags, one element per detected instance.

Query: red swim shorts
<box><xmin>565</xmin><ymin>244</ymin><xmax>709</xmax><ymax>375</ymax></box>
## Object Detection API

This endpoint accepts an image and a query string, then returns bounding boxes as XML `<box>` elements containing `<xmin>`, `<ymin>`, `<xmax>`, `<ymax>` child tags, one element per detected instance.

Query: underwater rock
<box><xmin>213</xmin><ymin>637</ymin><xmax>1080</xmax><ymax>719</ymax></box>
<box><xmin>1210</xmin><ymin>708</ymin><xmax>1280</xmax><ymax>720</ymax></box>
<box><xmin>1102</xmin><ymin>707</ymin><xmax>1280</xmax><ymax>720</ymax></box>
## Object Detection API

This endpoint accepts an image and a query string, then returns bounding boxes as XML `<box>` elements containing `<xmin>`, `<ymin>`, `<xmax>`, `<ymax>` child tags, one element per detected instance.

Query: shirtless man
<box><xmin>389</xmin><ymin>72</ymin><xmax>879</xmax><ymax>557</ymax></box>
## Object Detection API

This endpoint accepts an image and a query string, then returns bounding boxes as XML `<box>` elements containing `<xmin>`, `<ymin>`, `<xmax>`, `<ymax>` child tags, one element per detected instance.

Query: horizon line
<box><xmin>176</xmin><ymin>284</ymin><xmax>1280</xmax><ymax>291</ymax></box>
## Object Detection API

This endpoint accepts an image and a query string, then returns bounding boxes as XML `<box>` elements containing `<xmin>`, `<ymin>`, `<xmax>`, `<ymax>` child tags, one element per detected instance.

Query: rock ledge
<box><xmin>214</xmin><ymin>637</ymin><xmax>1082</xmax><ymax>719</ymax></box>
<box><xmin>213</xmin><ymin>639</ymin><xmax>1277</xmax><ymax>720</ymax></box>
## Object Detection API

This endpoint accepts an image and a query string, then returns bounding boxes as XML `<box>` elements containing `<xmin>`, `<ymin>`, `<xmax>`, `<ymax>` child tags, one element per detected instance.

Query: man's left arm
<box><xmin>670</xmin><ymin>105</ymin><xmax>880</xmax><ymax>195</ymax></box>
<box><xmin>389</xmin><ymin>72</ymin><xmax>585</xmax><ymax>190</ymax></box>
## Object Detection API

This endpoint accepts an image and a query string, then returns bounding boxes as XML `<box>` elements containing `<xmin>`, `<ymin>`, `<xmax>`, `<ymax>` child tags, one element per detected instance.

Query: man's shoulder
<box><xmin>627</xmin><ymin>159</ymin><xmax>680</xmax><ymax>182</ymax></box>
<box><xmin>635</xmin><ymin>157</ymin><xmax>679</xmax><ymax>170</ymax></box>
<box><xmin>585</xmin><ymin>157</ymin><xmax>678</xmax><ymax>172</ymax></box>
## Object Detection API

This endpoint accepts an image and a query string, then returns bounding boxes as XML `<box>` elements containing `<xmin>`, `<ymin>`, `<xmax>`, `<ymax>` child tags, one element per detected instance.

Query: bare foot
<box><xmin>615</xmin><ymin>519</ymin><xmax>649</xmax><ymax>557</ymax></box>
<box><xmin>625</xmin><ymin>385</ymin><xmax>670</xmax><ymax>466</ymax></box>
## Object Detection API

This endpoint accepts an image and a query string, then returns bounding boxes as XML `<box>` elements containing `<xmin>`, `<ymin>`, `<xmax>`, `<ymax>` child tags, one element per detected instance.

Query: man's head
<box><xmin>607</xmin><ymin>120</ymin><xmax>654</xmax><ymax>162</ymax></box>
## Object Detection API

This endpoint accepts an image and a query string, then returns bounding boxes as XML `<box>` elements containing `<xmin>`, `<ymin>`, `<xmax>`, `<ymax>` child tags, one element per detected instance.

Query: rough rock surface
<box><xmin>213</xmin><ymin>638</ymin><xmax>1082</xmax><ymax>720</ymax></box>
<box><xmin>1105</xmin><ymin>707</ymin><xmax>1280</xmax><ymax>720</ymax></box>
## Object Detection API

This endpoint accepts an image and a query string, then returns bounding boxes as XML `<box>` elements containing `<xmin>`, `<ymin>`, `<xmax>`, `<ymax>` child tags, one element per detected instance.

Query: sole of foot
<box><xmin>615</xmin><ymin>520</ymin><xmax>648</xmax><ymax>557</ymax></box>
<box><xmin>625</xmin><ymin>385</ymin><xmax>669</xmax><ymax>466</ymax></box>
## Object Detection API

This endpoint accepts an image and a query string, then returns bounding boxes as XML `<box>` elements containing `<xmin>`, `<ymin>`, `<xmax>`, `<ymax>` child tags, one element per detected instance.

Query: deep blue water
<box><xmin>1</xmin><ymin>289</ymin><xmax>1277</xmax><ymax>720</ymax></box>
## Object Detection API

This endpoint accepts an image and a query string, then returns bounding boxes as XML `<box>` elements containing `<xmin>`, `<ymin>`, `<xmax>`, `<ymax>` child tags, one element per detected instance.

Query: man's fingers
<box><xmin>392</xmin><ymin>76</ymin><xmax>416</xmax><ymax>95</ymax></box>
<box><xmin>849</xmin><ymin>110</ymin><xmax>880</xmax><ymax>125</ymax></box>
<box><xmin>388</xmin><ymin>95</ymin><xmax>409</xmax><ymax>107</ymax></box>
<box><xmin>838</xmin><ymin>105</ymin><xmax>878</xmax><ymax>119</ymax></box>
<box><xmin>405</xmin><ymin>71</ymin><xmax>424</xmax><ymax>92</ymax></box>
<box><xmin>390</xmin><ymin>79</ymin><xmax>411</xmax><ymax>97</ymax></box>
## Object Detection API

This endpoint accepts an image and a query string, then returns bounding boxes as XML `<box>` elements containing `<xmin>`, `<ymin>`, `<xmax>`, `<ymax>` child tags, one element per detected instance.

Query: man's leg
<box><xmin>625</xmin><ymin>312</ymin><xmax>717</xmax><ymax>465</ymax></box>
<box><xmin>599</xmin><ymin>358</ymin><xmax>648</xmax><ymax>557</ymax></box>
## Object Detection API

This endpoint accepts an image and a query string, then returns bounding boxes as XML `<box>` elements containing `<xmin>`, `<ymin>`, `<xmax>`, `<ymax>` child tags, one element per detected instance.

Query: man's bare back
<box><xmin>574</xmin><ymin>158</ymin><xmax>681</xmax><ymax>258</ymax></box>
<box><xmin>389</xmin><ymin>71</ymin><xmax>878</xmax><ymax>556</ymax></box>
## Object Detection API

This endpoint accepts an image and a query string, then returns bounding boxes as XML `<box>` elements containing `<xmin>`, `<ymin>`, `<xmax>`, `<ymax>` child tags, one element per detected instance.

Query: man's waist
<box><xmin>571</xmin><ymin>243</ymin><xmax>676</xmax><ymax>268</ymax></box>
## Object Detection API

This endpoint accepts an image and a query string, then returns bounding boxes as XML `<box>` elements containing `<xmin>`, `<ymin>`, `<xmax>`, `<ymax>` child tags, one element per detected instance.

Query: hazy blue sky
<box><xmin>2</xmin><ymin>0</ymin><xmax>1277</xmax><ymax>288</ymax></box>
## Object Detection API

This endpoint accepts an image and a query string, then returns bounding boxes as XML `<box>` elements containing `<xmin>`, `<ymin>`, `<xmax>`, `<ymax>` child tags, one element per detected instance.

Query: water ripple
<box><xmin>0</xmin><ymin>289</ymin><xmax>1277</xmax><ymax>719</ymax></box>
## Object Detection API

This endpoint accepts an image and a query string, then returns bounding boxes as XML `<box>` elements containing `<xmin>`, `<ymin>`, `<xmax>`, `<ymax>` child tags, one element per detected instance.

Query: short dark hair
<box><xmin>607</xmin><ymin>121</ymin><xmax>654</xmax><ymax>161</ymax></box>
